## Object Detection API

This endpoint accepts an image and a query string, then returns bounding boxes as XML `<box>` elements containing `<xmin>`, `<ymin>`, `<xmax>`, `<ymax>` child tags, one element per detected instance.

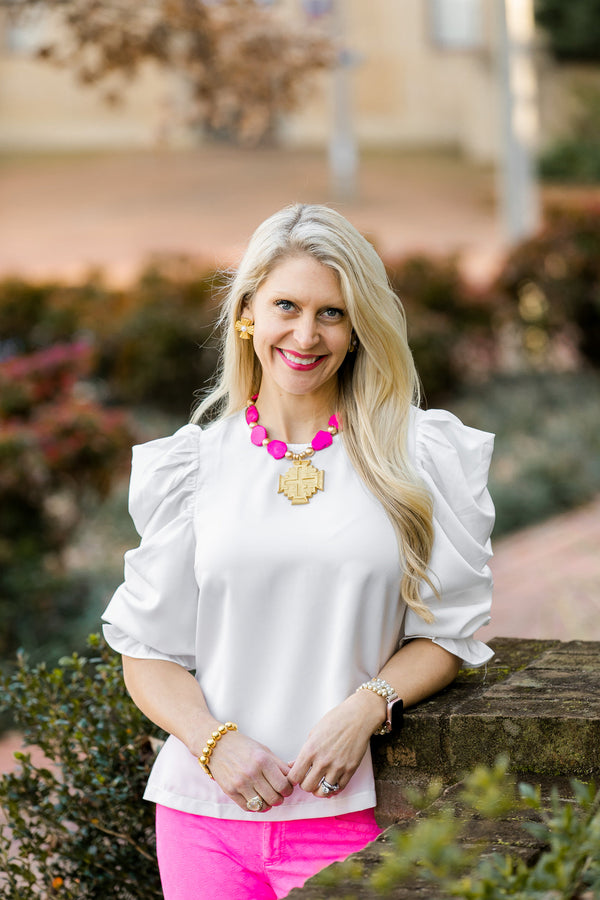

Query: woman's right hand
<box><xmin>206</xmin><ymin>731</ymin><xmax>294</xmax><ymax>812</ymax></box>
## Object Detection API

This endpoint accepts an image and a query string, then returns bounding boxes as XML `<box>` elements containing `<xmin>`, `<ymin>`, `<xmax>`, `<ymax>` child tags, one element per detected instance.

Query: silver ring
<box><xmin>319</xmin><ymin>778</ymin><xmax>340</xmax><ymax>795</ymax></box>
<box><xmin>246</xmin><ymin>795</ymin><xmax>265</xmax><ymax>812</ymax></box>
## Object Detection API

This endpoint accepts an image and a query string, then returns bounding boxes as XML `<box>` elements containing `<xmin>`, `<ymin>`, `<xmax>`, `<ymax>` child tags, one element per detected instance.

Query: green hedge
<box><xmin>493</xmin><ymin>204</ymin><xmax>600</xmax><ymax>369</ymax></box>
<box><xmin>0</xmin><ymin>259</ymin><xmax>222</xmax><ymax>417</ymax></box>
<box><xmin>317</xmin><ymin>757</ymin><xmax>600</xmax><ymax>897</ymax></box>
<box><xmin>0</xmin><ymin>636</ymin><xmax>163</xmax><ymax>899</ymax></box>
<box><xmin>535</xmin><ymin>0</ymin><xmax>600</xmax><ymax>62</ymax></box>
<box><xmin>448</xmin><ymin>370</ymin><xmax>600</xmax><ymax>536</ymax></box>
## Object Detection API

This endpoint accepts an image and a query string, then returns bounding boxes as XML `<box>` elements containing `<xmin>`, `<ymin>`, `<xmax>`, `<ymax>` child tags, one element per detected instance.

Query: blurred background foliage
<box><xmin>536</xmin><ymin>0</ymin><xmax>600</xmax><ymax>182</ymax></box>
<box><xmin>1</xmin><ymin>202</ymin><xmax>600</xmax><ymax>665</ymax></box>
<box><xmin>535</xmin><ymin>0</ymin><xmax>600</xmax><ymax>63</ymax></box>
<box><xmin>0</xmin><ymin>340</ymin><xmax>136</xmax><ymax>663</ymax></box>
<box><xmin>539</xmin><ymin>82</ymin><xmax>600</xmax><ymax>183</ymax></box>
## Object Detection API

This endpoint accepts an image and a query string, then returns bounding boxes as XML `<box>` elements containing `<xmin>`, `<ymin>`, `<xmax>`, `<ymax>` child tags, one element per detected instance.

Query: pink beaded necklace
<box><xmin>245</xmin><ymin>395</ymin><xmax>339</xmax><ymax>505</ymax></box>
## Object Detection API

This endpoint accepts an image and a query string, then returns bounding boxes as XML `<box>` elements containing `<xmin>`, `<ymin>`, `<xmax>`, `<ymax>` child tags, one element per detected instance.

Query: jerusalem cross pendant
<box><xmin>278</xmin><ymin>459</ymin><xmax>324</xmax><ymax>505</ymax></box>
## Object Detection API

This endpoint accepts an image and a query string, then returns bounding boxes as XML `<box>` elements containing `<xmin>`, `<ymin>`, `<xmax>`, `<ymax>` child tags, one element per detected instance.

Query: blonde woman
<box><xmin>102</xmin><ymin>204</ymin><xmax>495</xmax><ymax>899</ymax></box>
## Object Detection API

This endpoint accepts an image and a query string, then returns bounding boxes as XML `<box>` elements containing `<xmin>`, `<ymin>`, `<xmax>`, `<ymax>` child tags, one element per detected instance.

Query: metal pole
<box><xmin>328</xmin><ymin>0</ymin><xmax>358</xmax><ymax>201</ymax></box>
<box><xmin>496</xmin><ymin>0</ymin><xmax>541</xmax><ymax>243</ymax></box>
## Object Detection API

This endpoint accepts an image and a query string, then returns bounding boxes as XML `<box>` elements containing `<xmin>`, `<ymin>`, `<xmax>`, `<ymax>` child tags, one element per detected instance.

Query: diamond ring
<box><xmin>319</xmin><ymin>778</ymin><xmax>340</xmax><ymax>795</ymax></box>
<box><xmin>246</xmin><ymin>795</ymin><xmax>265</xmax><ymax>812</ymax></box>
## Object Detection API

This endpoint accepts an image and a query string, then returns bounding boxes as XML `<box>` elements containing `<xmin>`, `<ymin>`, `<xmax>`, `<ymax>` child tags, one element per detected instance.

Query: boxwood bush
<box><xmin>0</xmin><ymin>636</ymin><xmax>164</xmax><ymax>899</ymax></box>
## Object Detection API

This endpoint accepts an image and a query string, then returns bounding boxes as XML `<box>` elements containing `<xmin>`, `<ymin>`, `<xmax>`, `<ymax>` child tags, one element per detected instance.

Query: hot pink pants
<box><xmin>156</xmin><ymin>804</ymin><xmax>382</xmax><ymax>899</ymax></box>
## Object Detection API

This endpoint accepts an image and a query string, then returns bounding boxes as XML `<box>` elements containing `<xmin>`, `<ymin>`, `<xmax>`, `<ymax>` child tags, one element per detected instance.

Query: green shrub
<box><xmin>386</xmin><ymin>254</ymin><xmax>499</xmax><ymax>403</ymax></box>
<box><xmin>447</xmin><ymin>370</ymin><xmax>600</xmax><ymax>536</ymax></box>
<box><xmin>0</xmin><ymin>259</ymin><xmax>222</xmax><ymax>417</ymax></box>
<box><xmin>0</xmin><ymin>276</ymin><xmax>111</xmax><ymax>355</ymax></box>
<box><xmin>494</xmin><ymin>204</ymin><xmax>600</xmax><ymax>370</ymax></box>
<box><xmin>535</xmin><ymin>0</ymin><xmax>600</xmax><ymax>62</ymax></box>
<box><xmin>97</xmin><ymin>260</ymin><xmax>222</xmax><ymax>414</ymax></box>
<box><xmin>540</xmin><ymin>138</ymin><xmax>600</xmax><ymax>183</ymax></box>
<box><xmin>0</xmin><ymin>635</ymin><xmax>164</xmax><ymax>899</ymax></box>
<box><xmin>316</xmin><ymin>756</ymin><xmax>600</xmax><ymax>897</ymax></box>
<box><xmin>539</xmin><ymin>81</ymin><xmax>600</xmax><ymax>184</ymax></box>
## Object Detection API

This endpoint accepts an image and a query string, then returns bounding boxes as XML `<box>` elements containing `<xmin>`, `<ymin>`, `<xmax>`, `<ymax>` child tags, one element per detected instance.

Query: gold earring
<box><xmin>235</xmin><ymin>317</ymin><xmax>254</xmax><ymax>340</ymax></box>
<box><xmin>348</xmin><ymin>333</ymin><xmax>358</xmax><ymax>353</ymax></box>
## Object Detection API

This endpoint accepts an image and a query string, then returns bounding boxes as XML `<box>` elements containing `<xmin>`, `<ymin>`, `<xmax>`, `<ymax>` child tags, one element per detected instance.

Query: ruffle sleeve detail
<box><xmin>102</xmin><ymin>424</ymin><xmax>202</xmax><ymax>669</ymax></box>
<box><xmin>402</xmin><ymin>408</ymin><xmax>495</xmax><ymax>667</ymax></box>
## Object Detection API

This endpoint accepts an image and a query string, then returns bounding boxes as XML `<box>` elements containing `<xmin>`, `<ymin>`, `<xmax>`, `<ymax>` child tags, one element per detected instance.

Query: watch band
<box><xmin>383</xmin><ymin>695</ymin><xmax>404</xmax><ymax>734</ymax></box>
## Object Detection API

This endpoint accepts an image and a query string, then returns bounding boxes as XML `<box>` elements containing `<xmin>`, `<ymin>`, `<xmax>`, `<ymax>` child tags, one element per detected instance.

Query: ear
<box><xmin>240</xmin><ymin>292</ymin><xmax>253</xmax><ymax>320</ymax></box>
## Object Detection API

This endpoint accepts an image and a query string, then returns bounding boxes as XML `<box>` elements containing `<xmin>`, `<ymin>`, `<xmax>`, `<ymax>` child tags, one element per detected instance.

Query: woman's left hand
<box><xmin>287</xmin><ymin>689</ymin><xmax>386</xmax><ymax>798</ymax></box>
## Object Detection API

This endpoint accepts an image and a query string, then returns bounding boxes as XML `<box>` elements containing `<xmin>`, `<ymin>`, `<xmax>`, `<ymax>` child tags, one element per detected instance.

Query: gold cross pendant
<box><xmin>278</xmin><ymin>459</ymin><xmax>324</xmax><ymax>505</ymax></box>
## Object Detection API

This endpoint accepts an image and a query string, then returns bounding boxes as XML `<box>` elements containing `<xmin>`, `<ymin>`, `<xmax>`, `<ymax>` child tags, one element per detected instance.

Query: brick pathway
<box><xmin>480</xmin><ymin>494</ymin><xmax>600</xmax><ymax>644</ymax></box>
<box><xmin>0</xmin><ymin>146</ymin><xmax>503</xmax><ymax>284</ymax></box>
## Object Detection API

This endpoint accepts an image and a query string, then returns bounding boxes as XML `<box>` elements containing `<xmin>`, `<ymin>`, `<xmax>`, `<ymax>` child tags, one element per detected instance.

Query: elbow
<box><xmin>443</xmin><ymin>649</ymin><xmax>462</xmax><ymax>684</ymax></box>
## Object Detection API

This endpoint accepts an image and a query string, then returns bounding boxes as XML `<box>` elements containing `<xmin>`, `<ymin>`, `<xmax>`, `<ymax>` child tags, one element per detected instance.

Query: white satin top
<box><xmin>102</xmin><ymin>406</ymin><xmax>495</xmax><ymax>821</ymax></box>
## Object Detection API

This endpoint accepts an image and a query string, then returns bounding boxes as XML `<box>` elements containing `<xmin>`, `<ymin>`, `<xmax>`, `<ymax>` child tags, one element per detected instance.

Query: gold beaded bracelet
<box><xmin>197</xmin><ymin>721</ymin><xmax>238</xmax><ymax>779</ymax></box>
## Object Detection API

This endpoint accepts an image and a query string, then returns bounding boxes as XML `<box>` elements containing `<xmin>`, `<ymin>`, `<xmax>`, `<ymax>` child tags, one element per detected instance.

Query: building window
<box><xmin>429</xmin><ymin>0</ymin><xmax>484</xmax><ymax>50</ymax></box>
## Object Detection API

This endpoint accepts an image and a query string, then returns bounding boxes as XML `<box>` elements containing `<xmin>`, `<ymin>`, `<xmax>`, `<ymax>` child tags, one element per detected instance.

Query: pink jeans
<box><xmin>156</xmin><ymin>804</ymin><xmax>382</xmax><ymax>899</ymax></box>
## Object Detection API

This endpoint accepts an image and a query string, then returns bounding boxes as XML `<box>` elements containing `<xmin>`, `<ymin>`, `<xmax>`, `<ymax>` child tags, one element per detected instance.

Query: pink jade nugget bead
<box><xmin>267</xmin><ymin>440</ymin><xmax>288</xmax><ymax>460</ymax></box>
<box><xmin>250</xmin><ymin>425</ymin><xmax>268</xmax><ymax>446</ymax></box>
<box><xmin>311</xmin><ymin>430</ymin><xmax>333</xmax><ymax>451</ymax></box>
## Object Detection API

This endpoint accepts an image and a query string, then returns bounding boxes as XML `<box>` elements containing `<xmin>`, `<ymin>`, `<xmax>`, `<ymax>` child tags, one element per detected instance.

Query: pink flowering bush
<box><xmin>0</xmin><ymin>342</ymin><xmax>136</xmax><ymax>660</ymax></box>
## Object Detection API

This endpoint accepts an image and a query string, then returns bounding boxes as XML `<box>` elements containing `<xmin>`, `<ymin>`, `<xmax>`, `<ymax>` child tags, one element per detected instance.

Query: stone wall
<box><xmin>289</xmin><ymin>638</ymin><xmax>600</xmax><ymax>898</ymax></box>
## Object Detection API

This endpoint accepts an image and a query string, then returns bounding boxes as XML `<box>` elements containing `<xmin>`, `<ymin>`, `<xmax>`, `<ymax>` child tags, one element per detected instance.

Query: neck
<box><xmin>254</xmin><ymin>385</ymin><xmax>338</xmax><ymax>444</ymax></box>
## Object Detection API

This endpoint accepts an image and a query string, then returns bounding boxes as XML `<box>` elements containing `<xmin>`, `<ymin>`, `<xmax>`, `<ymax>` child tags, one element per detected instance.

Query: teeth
<box><xmin>281</xmin><ymin>350</ymin><xmax>320</xmax><ymax>365</ymax></box>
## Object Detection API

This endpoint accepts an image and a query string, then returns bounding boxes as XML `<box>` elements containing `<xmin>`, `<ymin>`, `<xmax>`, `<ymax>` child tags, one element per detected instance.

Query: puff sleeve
<box><xmin>102</xmin><ymin>424</ymin><xmax>201</xmax><ymax>669</ymax></box>
<box><xmin>402</xmin><ymin>408</ymin><xmax>495</xmax><ymax>667</ymax></box>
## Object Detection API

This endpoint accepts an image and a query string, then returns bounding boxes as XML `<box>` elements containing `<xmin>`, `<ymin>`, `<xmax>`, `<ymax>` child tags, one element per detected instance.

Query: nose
<box><xmin>293</xmin><ymin>314</ymin><xmax>320</xmax><ymax>350</ymax></box>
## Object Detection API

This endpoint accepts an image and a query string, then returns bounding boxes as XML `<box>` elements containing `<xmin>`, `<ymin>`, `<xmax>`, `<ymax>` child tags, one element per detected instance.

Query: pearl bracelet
<box><xmin>356</xmin><ymin>677</ymin><xmax>399</xmax><ymax>735</ymax></box>
<box><xmin>356</xmin><ymin>677</ymin><xmax>398</xmax><ymax>702</ymax></box>
<box><xmin>198</xmin><ymin>721</ymin><xmax>238</xmax><ymax>779</ymax></box>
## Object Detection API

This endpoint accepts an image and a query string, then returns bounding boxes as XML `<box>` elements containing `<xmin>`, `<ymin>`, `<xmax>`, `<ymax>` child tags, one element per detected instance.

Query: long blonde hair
<box><xmin>192</xmin><ymin>204</ymin><xmax>436</xmax><ymax>622</ymax></box>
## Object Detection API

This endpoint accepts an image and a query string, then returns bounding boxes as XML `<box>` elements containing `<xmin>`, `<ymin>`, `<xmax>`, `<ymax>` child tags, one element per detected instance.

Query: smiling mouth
<box><xmin>277</xmin><ymin>348</ymin><xmax>325</xmax><ymax>370</ymax></box>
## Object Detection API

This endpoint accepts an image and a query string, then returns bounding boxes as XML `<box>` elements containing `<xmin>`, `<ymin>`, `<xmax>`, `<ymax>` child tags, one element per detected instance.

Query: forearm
<box><xmin>122</xmin><ymin>656</ymin><xmax>220</xmax><ymax>758</ymax></box>
<box><xmin>122</xmin><ymin>656</ymin><xmax>294</xmax><ymax>812</ymax></box>
<box><xmin>352</xmin><ymin>638</ymin><xmax>462</xmax><ymax>730</ymax></box>
<box><xmin>379</xmin><ymin>638</ymin><xmax>461</xmax><ymax>708</ymax></box>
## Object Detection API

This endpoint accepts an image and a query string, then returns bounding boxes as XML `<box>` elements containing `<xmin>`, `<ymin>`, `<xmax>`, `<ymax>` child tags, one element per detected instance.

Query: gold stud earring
<box><xmin>235</xmin><ymin>317</ymin><xmax>254</xmax><ymax>340</ymax></box>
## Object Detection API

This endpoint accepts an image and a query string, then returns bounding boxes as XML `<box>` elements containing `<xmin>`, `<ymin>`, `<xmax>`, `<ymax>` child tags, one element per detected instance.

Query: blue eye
<box><xmin>275</xmin><ymin>299</ymin><xmax>295</xmax><ymax>311</ymax></box>
<box><xmin>321</xmin><ymin>307</ymin><xmax>345</xmax><ymax>319</ymax></box>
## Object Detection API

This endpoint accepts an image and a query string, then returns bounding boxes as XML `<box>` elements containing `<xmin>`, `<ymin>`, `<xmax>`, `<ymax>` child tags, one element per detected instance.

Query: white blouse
<box><xmin>102</xmin><ymin>406</ymin><xmax>495</xmax><ymax>821</ymax></box>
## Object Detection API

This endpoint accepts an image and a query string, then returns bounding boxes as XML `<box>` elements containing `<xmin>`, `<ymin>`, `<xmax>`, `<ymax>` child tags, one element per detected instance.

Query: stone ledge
<box><xmin>290</xmin><ymin>638</ymin><xmax>600</xmax><ymax>898</ymax></box>
<box><xmin>373</xmin><ymin>638</ymin><xmax>600</xmax><ymax>824</ymax></box>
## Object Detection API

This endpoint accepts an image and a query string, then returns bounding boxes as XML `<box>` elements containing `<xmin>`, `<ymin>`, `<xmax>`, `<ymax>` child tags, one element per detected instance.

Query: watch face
<box><xmin>390</xmin><ymin>697</ymin><xmax>404</xmax><ymax>732</ymax></box>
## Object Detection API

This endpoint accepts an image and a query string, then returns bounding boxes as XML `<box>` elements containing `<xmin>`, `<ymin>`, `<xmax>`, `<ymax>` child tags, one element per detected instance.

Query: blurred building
<box><xmin>0</xmin><ymin>0</ymin><xmax>578</xmax><ymax>163</ymax></box>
